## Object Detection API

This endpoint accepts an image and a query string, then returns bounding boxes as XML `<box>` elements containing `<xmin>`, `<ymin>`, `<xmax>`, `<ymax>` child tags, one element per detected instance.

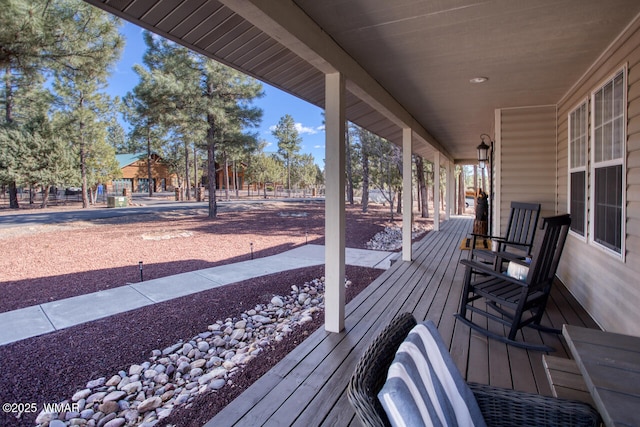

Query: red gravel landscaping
<box><xmin>0</xmin><ymin>201</ymin><xmax>431</xmax><ymax>426</ymax></box>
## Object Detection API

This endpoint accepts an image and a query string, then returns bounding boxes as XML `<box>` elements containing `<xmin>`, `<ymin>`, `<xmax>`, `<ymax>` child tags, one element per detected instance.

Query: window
<box><xmin>591</xmin><ymin>70</ymin><xmax>625</xmax><ymax>255</ymax></box>
<box><xmin>568</xmin><ymin>102</ymin><xmax>588</xmax><ymax>236</ymax></box>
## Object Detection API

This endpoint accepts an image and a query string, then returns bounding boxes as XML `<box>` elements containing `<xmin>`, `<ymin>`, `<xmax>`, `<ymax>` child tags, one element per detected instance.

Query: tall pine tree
<box><xmin>272</xmin><ymin>114</ymin><xmax>302</xmax><ymax>197</ymax></box>
<box><xmin>1</xmin><ymin>0</ymin><xmax>123</xmax><ymax>208</ymax></box>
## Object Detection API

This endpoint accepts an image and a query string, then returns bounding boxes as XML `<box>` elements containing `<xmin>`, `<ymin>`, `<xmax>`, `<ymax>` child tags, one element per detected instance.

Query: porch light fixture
<box><xmin>476</xmin><ymin>133</ymin><xmax>494</xmax><ymax>236</ymax></box>
<box><xmin>477</xmin><ymin>134</ymin><xmax>491</xmax><ymax>169</ymax></box>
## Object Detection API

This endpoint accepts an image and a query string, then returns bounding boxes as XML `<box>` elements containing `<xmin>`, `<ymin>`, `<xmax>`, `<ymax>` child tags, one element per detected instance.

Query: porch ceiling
<box><xmin>85</xmin><ymin>0</ymin><xmax>640</xmax><ymax>163</ymax></box>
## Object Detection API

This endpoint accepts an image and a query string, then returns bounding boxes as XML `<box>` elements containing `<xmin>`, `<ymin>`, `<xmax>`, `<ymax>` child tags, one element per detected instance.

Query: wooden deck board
<box><xmin>206</xmin><ymin>216</ymin><xmax>598</xmax><ymax>427</ymax></box>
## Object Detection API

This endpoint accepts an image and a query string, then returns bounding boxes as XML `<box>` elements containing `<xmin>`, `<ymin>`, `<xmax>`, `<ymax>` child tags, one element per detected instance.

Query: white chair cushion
<box><xmin>378</xmin><ymin>321</ymin><xmax>486</xmax><ymax>427</ymax></box>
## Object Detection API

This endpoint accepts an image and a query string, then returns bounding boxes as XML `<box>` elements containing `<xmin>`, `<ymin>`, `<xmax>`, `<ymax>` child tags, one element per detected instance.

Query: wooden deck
<box><xmin>206</xmin><ymin>216</ymin><xmax>599</xmax><ymax>427</ymax></box>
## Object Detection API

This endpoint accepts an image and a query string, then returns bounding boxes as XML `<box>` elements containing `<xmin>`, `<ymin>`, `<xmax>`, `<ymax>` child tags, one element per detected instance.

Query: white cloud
<box><xmin>313</xmin><ymin>145</ymin><xmax>325</xmax><ymax>149</ymax></box>
<box><xmin>294</xmin><ymin>123</ymin><xmax>317</xmax><ymax>135</ymax></box>
<box><xmin>268</xmin><ymin>122</ymin><xmax>325</xmax><ymax>135</ymax></box>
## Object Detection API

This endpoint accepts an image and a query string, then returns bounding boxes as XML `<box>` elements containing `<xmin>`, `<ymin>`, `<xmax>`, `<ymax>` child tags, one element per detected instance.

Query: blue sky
<box><xmin>107</xmin><ymin>21</ymin><xmax>326</xmax><ymax>166</ymax></box>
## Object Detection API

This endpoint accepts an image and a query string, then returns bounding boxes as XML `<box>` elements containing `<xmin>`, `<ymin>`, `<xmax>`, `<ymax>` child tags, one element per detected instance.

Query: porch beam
<box><xmin>324</xmin><ymin>72</ymin><xmax>346</xmax><ymax>333</ymax></box>
<box><xmin>402</xmin><ymin>128</ymin><xmax>413</xmax><ymax>262</ymax></box>
<box><xmin>434</xmin><ymin>152</ymin><xmax>441</xmax><ymax>231</ymax></box>
<box><xmin>218</xmin><ymin>0</ymin><xmax>451</xmax><ymax>161</ymax></box>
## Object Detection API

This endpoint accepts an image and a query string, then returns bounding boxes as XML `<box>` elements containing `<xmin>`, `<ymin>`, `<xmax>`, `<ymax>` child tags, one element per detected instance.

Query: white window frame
<box><xmin>589</xmin><ymin>67</ymin><xmax>626</xmax><ymax>259</ymax></box>
<box><xmin>567</xmin><ymin>99</ymin><xmax>588</xmax><ymax>240</ymax></box>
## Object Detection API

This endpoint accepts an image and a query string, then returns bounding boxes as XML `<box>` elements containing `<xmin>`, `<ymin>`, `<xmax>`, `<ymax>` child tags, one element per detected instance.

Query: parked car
<box><xmin>465</xmin><ymin>196</ymin><xmax>475</xmax><ymax>208</ymax></box>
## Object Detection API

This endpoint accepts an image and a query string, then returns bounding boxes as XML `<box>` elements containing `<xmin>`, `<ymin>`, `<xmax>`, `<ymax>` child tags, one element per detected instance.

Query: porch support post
<box><xmin>324</xmin><ymin>72</ymin><xmax>346</xmax><ymax>333</ymax></box>
<box><xmin>433</xmin><ymin>152</ymin><xmax>440</xmax><ymax>231</ymax></box>
<box><xmin>445</xmin><ymin>161</ymin><xmax>452</xmax><ymax>220</ymax></box>
<box><xmin>402</xmin><ymin>128</ymin><xmax>413</xmax><ymax>261</ymax></box>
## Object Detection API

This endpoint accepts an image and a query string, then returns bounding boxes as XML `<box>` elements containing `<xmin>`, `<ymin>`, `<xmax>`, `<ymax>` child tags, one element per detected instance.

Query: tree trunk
<box><xmin>8</xmin><ymin>182</ymin><xmax>19</xmax><ymax>209</ymax></box>
<box><xmin>346</xmin><ymin>129</ymin><xmax>354</xmax><ymax>205</ymax></box>
<box><xmin>396</xmin><ymin>187</ymin><xmax>402</xmax><ymax>214</ymax></box>
<box><xmin>194</xmin><ymin>144</ymin><xmax>198</xmax><ymax>198</ymax></box>
<box><xmin>147</xmin><ymin>129</ymin><xmax>153</xmax><ymax>197</ymax></box>
<box><xmin>286</xmin><ymin>155</ymin><xmax>291</xmax><ymax>197</ymax></box>
<box><xmin>425</xmin><ymin>163</ymin><xmax>431</xmax><ymax>217</ymax></box>
<box><xmin>222</xmin><ymin>154</ymin><xmax>230</xmax><ymax>201</ymax></box>
<box><xmin>206</xmin><ymin>113</ymin><xmax>217</xmax><ymax>218</ymax></box>
<box><xmin>184</xmin><ymin>141</ymin><xmax>191</xmax><ymax>201</ymax></box>
<box><xmin>361</xmin><ymin>145</ymin><xmax>370</xmax><ymax>212</ymax></box>
<box><xmin>473</xmin><ymin>165</ymin><xmax>478</xmax><ymax>196</ymax></box>
<box><xmin>5</xmin><ymin>68</ymin><xmax>19</xmax><ymax>209</ymax></box>
<box><xmin>416</xmin><ymin>177</ymin><xmax>421</xmax><ymax>213</ymax></box>
<box><xmin>79</xmin><ymin>100</ymin><xmax>89</xmax><ymax>209</ymax></box>
<box><xmin>41</xmin><ymin>186</ymin><xmax>50</xmax><ymax>209</ymax></box>
<box><xmin>234</xmin><ymin>160</ymin><xmax>239</xmax><ymax>198</ymax></box>
<box><xmin>415</xmin><ymin>156</ymin><xmax>429</xmax><ymax>218</ymax></box>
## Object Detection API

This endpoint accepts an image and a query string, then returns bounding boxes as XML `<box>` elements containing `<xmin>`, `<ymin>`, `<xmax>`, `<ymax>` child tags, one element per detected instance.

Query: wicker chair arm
<box><xmin>469</xmin><ymin>383</ymin><xmax>601</xmax><ymax>427</ymax></box>
<box><xmin>348</xmin><ymin>313</ymin><xmax>417</xmax><ymax>427</ymax></box>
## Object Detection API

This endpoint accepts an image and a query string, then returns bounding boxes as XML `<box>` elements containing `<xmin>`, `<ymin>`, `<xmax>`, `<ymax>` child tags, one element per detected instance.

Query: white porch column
<box><xmin>402</xmin><ymin>128</ymin><xmax>413</xmax><ymax>261</ymax></box>
<box><xmin>445</xmin><ymin>161</ymin><xmax>452</xmax><ymax>220</ymax></box>
<box><xmin>433</xmin><ymin>152</ymin><xmax>440</xmax><ymax>231</ymax></box>
<box><xmin>324</xmin><ymin>72</ymin><xmax>346</xmax><ymax>333</ymax></box>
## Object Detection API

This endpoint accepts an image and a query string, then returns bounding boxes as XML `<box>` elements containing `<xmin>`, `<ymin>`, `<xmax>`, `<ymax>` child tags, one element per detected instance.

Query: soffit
<box><xmin>85</xmin><ymin>0</ymin><xmax>640</xmax><ymax>162</ymax></box>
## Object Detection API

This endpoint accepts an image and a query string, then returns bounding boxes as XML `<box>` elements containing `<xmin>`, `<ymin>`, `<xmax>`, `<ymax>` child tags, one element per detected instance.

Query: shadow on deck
<box><xmin>206</xmin><ymin>216</ymin><xmax>598</xmax><ymax>426</ymax></box>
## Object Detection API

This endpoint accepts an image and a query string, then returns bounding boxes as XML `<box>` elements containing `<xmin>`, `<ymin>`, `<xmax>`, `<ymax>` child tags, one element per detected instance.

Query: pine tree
<box><xmin>137</xmin><ymin>32</ymin><xmax>206</xmax><ymax>201</ymax></box>
<box><xmin>1</xmin><ymin>0</ymin><xmax>123</xmax><ymax>208</ymax></box>
<box><xmin>272</xmin><ymin>114</ymin><xmax>302</xmax><ymax>196</ymax></box>
<box><xmin>124</xmin><ymin>60</ymin><xmax>175</xmax><ymax>196</ymax></box>
<box><xmin>22</xmin><ymin>89</ymin><xmax>76</xmax><ymax>207</ymax></box>
<box><xmin>123</xmin><ymin>32</ymin><xmax>263</xmax><ymax>214</ymax></box>
<box><xmin>200</xmin><ymin>59</ymin><xmax>262</xmax><ymax>217</ymax></box>
<box><xmin>247</xmin><ymin>150</ymin><xmax>284</xmax><ymax>199</ymax></box>
<box><xmin>291</xmin><ymin>153</ymin><xmax>319</xmax><ymax>196</ymax></box>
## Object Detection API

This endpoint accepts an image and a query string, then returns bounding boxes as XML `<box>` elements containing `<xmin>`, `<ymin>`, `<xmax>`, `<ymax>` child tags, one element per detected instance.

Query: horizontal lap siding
<box><xmin>498</xmin><ymin>106</ymin><xmax>557</xmax><ymax>235</ymax></box>
<box><xmin>556</xmin><ymin>18</ymin><xmax>640</xmax><ymax>335</ymax></box>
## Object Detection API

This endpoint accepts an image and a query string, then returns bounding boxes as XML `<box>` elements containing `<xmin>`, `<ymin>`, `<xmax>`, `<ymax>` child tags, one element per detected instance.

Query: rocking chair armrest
<box><xmin>469</xmin><ymin>232</ymin><xmax>505</xmax><ymax>241</ymax></box>
<box><xmin>469</xmin><ymin>383</ymin><xmax>601</xmax><ymax>427</ymax></box>
<box><xmin>499</xmin><ymin>239</ymin><xmax>533</xmax><ymax>249</ymax></box>
<box><xmin>459</xmin><ymin>259</ymin><xmax>528</xmax><ymax>287</ymax></box>
<box><xmin>493</xmin><ymin>251</ymin><xmax>527</xmax><ymax>263</ymax></box>
<box><xmin>471</xmin><ymin>250</ymin><xmax>528</xmax><ymax>270</ymax></box>
<box><xmin>470</xmin><ymin>234</ymin><xmax>534</xmax><ymax>252</ymax></box>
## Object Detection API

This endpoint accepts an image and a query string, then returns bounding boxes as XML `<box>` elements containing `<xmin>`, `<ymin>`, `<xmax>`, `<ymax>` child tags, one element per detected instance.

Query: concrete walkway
<box><xmin>0</xmin><ymin>244</ymin><xmax>396</xmax><ymax>346</ymax></box>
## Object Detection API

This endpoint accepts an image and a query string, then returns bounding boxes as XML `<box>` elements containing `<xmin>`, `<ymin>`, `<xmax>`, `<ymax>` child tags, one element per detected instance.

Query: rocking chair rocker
<box><xmin>455</xmin><ymin>214</ymin><xmax>571</xmax><ymax>352</ymax></box>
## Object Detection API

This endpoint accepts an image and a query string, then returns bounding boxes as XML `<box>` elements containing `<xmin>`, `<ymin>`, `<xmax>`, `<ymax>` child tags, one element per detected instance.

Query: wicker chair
<box><xmin>347</xmin><ymin>313</ymin><xmax>601</xmax><ymax>427</ymax></box>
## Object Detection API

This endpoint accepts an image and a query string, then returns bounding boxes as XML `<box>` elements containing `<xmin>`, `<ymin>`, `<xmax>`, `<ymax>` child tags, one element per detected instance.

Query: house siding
<box><xmin>496</xmin><ymin>106</ymin><xmax>557</xmax><ymax>236</ymax></box>
<box><xmin>556</xmin><ymin>16</ymin><xmax>640</xmax><ymax>335</ymax></box>
<box><xmin>113</xmin><ymin>155</ymin><xmax>176</xmax><ymax>193</ymax></box>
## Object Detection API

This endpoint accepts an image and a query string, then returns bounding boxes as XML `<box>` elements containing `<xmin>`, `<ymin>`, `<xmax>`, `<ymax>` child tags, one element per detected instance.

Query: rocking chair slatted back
<box><xmin>527</xmin><ymin>214</ymin><xmax>571</xmax><ymax>288</ymax></box>
<box><xmin>502</xmin><ymin>201</ymin><xmax>541</xmax><ymax>255</ymax></box>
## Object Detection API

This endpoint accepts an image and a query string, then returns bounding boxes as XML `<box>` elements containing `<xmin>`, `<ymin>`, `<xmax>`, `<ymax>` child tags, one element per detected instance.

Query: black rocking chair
<box><xmin>470</xmin><ymin>201</ymin><xmax>541</xmax><ymax>265</ymax></box>
<box><xmin>455</xmin><ymin>214</ymin><xmax>571</xmax><ymax>352</ymax></box>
